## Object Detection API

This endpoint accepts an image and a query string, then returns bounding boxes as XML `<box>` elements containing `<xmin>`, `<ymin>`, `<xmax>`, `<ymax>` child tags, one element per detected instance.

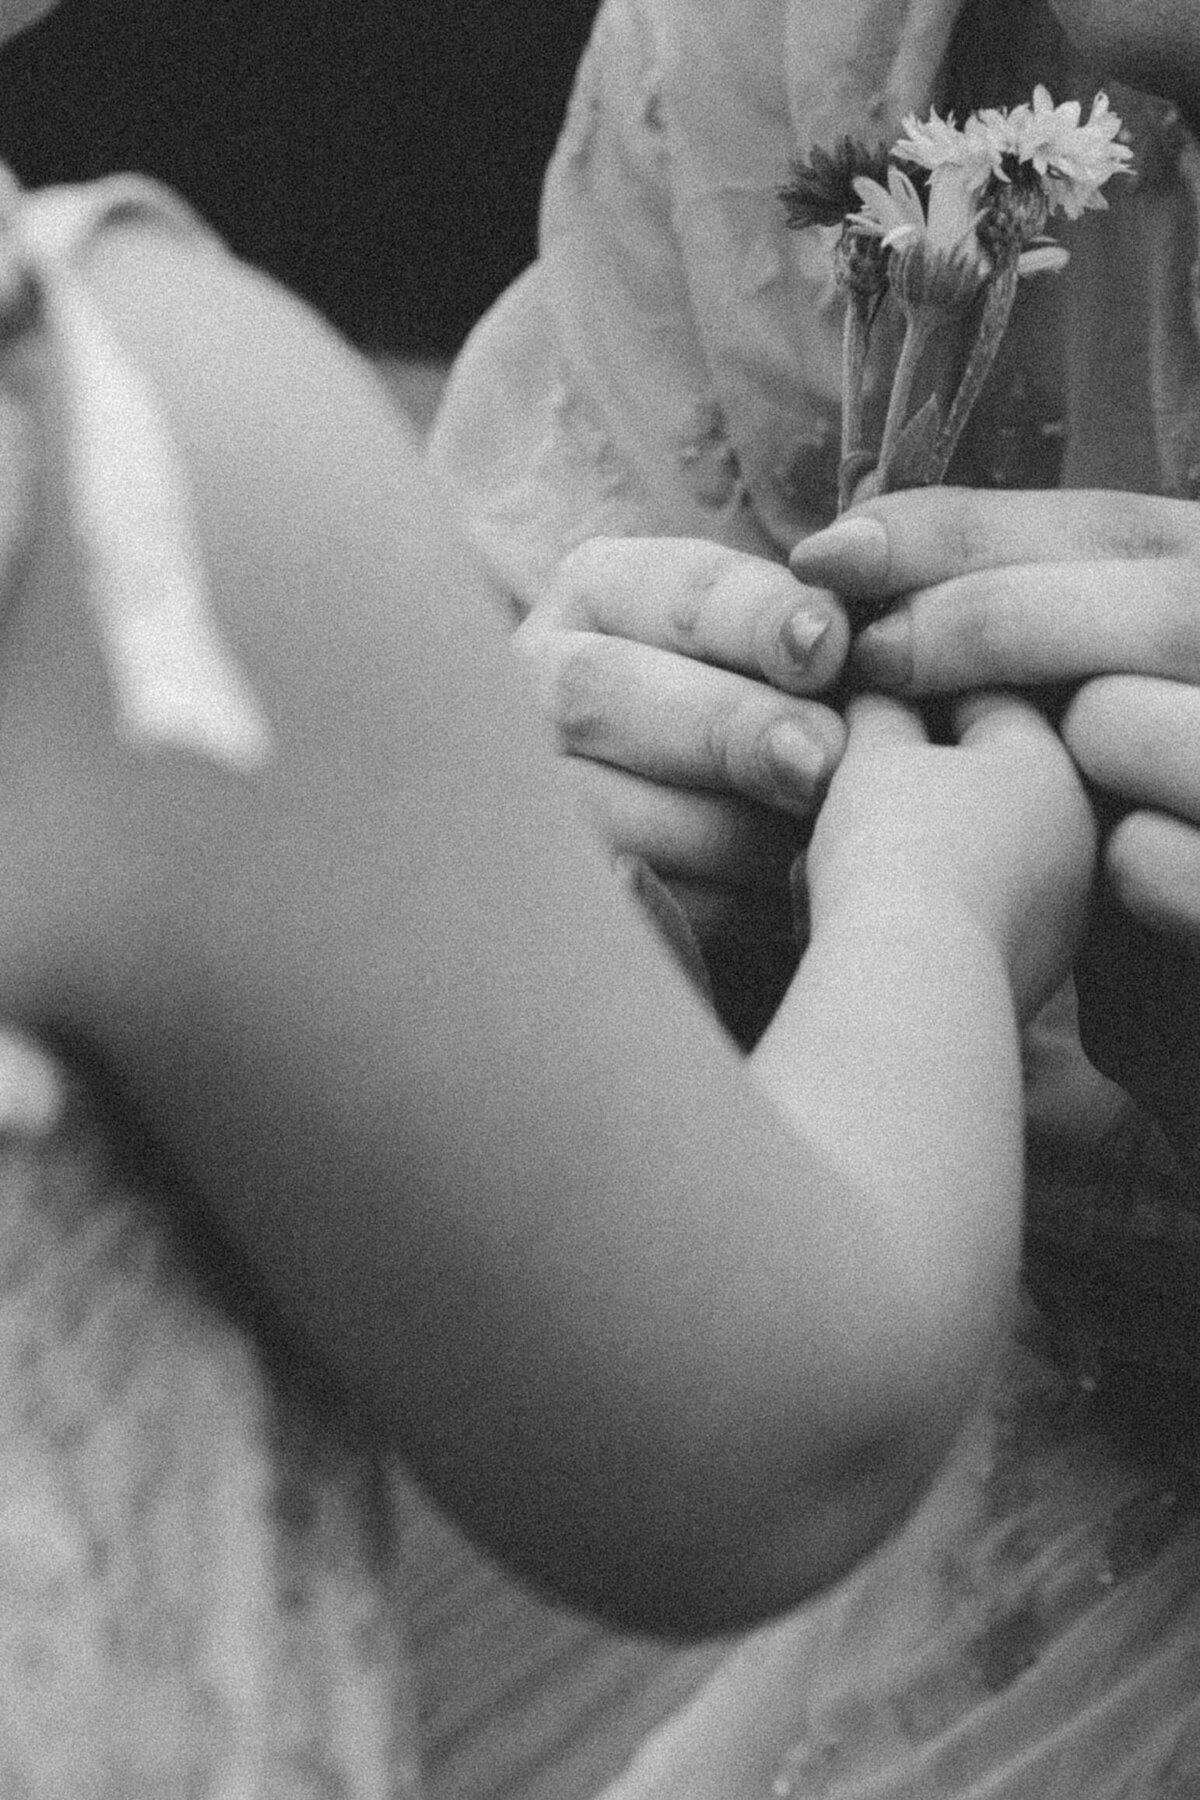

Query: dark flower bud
<box><xmin>780</xmin><ymin>137</ymin><xmax>893</xmax><ymax>230</ymax></box>
<box><xmin>978</xmin><ymin>161</ymin><xmax>1052</xmax><ymax>262</ymax></box>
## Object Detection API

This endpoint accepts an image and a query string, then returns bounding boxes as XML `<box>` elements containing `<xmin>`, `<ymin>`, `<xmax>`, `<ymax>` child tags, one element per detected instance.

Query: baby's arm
<box><xmin>0</xmin><ymin>217</ymin><xmax>1090</xmax><ymax>1640</ymax></box>
<box><xmin>756</xmin><ymin>691</ymin><xmax>1095</xmax><ymax>1398</ymax></box>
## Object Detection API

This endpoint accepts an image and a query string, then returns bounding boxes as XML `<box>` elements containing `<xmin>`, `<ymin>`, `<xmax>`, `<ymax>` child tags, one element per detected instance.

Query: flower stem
<box><xmin>927</xmin><ymin>257</ymin><xmax>1020</xmax><ymax>482</ymax></box>
<box><xmin>875</xmin><ymin>309</ymin><xmax>938</xmax><ymax>493</ymax></box>
<box><xmin>838</xmin><ymin>294</ymin><xmax>873</xmax><ymax>511</ymax></box>
<box><xmin>841</xmin><ymin>297</ymin><xmax>869</xmax><ymax>456</ymax></box>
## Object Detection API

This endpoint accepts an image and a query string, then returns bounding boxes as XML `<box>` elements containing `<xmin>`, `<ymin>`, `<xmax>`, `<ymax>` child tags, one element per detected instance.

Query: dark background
<box><xmin>0</xmin><ymin>0</ymin><xmax>599</xmax><ymax>356</ymax></box>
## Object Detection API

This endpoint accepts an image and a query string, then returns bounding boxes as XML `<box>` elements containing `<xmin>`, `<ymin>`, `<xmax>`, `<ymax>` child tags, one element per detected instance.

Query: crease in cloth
<box><xmin>5</xmin><ymin>169</ymin><xmax>272</xmax><ymax>771</ymax></box>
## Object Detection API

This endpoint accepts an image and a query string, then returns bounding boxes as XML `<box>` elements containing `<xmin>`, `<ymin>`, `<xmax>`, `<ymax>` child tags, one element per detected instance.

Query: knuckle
<box><xmin>934</xmin><ymin>585</ymin><xmax>1013</xmax><ymax>678</ymax></box>
<box><xmin>545</xmin><ymin>539</ymin><xmax>607</xmax><ymax>624</ymax></box>
<box><xmin>1119</xmin><ymin>521</ymin><xmax>1179</xmax><ymax>562</ymax></box>
<box><xmin>701</xmin><ymin>697</ymin><xmax>748</xmax><ymax>790</ymax></box>
<box><xmin>1100</xmin><ymin>493</ymin><xmax>1182</xmax><ymax>562</ymax></box>
<box><xmin>1043</xmin><ymin>490</ymin><xmax>1179</xmax><ymax>562</ymax></box>
<box><xmin>940</xmin><ymin>496</ymin><xmax>989</xmax><ymax>574</ymax></box>
<box><xmin>663</xmin><ymin>549</ymin><xmax>732</xmax><ymax>651</ymax></box>
<box><xmin>663</xmin><ymin>577</ymin><xmax>711</xmax><ymax>652</ymax></box>
<box><xmin>906</xmin><ymin>487</ymin><xmax>989</xmax><ymax>574</ymax></box>
<box><xmin>542</xmin><ymin>636</ymin><xmax>614</xmax><ymax>752</ymax></box>
<box><xmin>546</xmin><ymin>534</ymin><xmax>640</xmax><ymax>627</ymax></box>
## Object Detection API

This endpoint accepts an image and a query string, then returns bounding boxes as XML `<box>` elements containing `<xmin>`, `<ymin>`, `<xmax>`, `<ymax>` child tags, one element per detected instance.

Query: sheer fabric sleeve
<box><xmin>428</xmin><ymin>0</ymin><xmax>963</xmax><ymax>607</ymax></box>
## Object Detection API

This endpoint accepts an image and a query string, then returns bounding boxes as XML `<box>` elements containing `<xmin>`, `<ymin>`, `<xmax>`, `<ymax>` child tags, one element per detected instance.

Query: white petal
<box><xmin>1017</xmin><ymin>243</ymin><xmax>1070</xmax><ymax>276</ymax></box>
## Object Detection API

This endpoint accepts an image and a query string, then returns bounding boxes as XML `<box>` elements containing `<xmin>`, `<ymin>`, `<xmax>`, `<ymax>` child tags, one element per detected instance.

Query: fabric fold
<box><xmin>3</xmin><ymin>170</ymin><xmax>272</xmax><ymax>770</ymax></box>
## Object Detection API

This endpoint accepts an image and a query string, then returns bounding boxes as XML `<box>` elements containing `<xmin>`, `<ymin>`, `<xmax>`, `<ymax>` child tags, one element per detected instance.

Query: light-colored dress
<box><xmin>431</xmin><ymin>0</ymin><xmax>1200</xmax><ymax>1791</ymax></box>
<box><xmin>0</xmin><ymin>168</ymin><xmax>421</xmax><ymax>1800</ymax></box>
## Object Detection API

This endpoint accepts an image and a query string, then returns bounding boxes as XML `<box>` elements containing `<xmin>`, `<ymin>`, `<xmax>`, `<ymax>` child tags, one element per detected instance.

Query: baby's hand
<box><xmin>515</xmin><ymin>536</ymin><xmax>848</xmax><ymax>943</ymax></box>
<box><xmin>790</xmin><ymin>486</ymin><xmax>1200</xmax><ymax>952</ymax></box>
<box><xmin>807</xmin><ymin>692</ymin><xmax>1097</xmax><ymax>1023</ymax></box>
<box><xmin>789</xmin><ymin>485</ymin><xmax>1200</xmax><ymax>1152</ymax></box>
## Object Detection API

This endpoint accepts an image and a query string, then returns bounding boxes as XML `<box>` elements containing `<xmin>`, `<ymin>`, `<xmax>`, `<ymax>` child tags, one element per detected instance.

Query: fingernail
<box><xmin>762</xmin><ymin>719</ymin><xmax>829</xmax><ymax>800</ymax></box>
<box><xmin>789</xmin><ymin>515</ymin><xmax>889</xmax><ymax>584</ymax></box>
<box><xmin>780</xmin><ymin>605</ymin><xmax>831</xmax><ymax>667</ymax></box>
<box><xmin>854</xmin><ymin>609</ymin><xmax>913</xmax><ymax>689</ymax></box>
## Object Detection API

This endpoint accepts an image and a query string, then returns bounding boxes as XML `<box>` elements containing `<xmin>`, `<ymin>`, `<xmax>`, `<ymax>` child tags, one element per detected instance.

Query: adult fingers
<box><xmin>1063</xmin><ymin>675</ymin><xmax>1200</xmax><ymax>824</ymax></box>
<box><xmin>520</xmin><ymin>627</ymin><xmax>846</xmax><ymax>816</ymax></box>
<box><xmin>568</xmin><ymin>760</ymin><xmax>805</xmax><ymax>891</ymax></box>
<box><xmin>1103</xmin><ymin>810</ymin><xmax>1200</xmax><ymax>955</ymax></box>
<box><xmin>849</xmin><ymin>557</ymin><xmax>1200</xmax><ymax>695</ymax></box>
<box><xmin>1065</xmin><ymin>674</ymin><xmax>1200</xmax><ymax>961</ymax></box>
<box><xmin>539</xmin><ymin>536</ymin><xmax>850</xmax><ymax>695</ymax></box>
<box><xmin>788</xmin><ymin>486</ymin><xmax>1198</xmax><ymax>604</ymax></box>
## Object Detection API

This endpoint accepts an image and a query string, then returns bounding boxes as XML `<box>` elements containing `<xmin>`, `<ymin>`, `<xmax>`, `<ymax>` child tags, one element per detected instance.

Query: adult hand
<box><xmin>517</xmin><ymin>536</ymin><xmax>849</xmax><ymax>944</ymax></box>
<box><xmin>789</xmin><ymin>487</ymin><xmax>1200</xmax><ymax>1158</ymax></box>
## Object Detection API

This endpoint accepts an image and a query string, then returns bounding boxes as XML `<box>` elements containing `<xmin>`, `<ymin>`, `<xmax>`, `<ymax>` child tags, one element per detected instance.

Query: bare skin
<box><xmin>0</xmin><ymin>195</ymin><xmax>1092</xmax><ymax>1639</ymax></box>
<box><xmin>511</xmin><ymin>0</ymin><xmax>1200</xmax><ymax>1128</ymax></box>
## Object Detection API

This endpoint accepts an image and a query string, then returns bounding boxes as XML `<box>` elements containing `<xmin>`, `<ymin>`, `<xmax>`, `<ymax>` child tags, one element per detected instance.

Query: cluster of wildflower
<box><xmin>781</xmin><ymin>88</ymin><xmax>1133</xmax><ymax>504</ymax></box>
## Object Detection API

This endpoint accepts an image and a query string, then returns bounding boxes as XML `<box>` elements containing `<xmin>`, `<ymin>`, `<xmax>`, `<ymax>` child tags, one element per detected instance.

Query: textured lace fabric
<box><xmin>0</xmin><ymin>1085</ymin><xmax>421</xmax><ymax>1799</ymax></box>
<box><xmin>766</xmin><ymin>1333</ymin><xmax>1200</xmax><ymax>1800</ymax></box>
<box><xmin>0</xmin><ymin>163</ymin><xmax>271</xmax><ymax>768</ymax></box>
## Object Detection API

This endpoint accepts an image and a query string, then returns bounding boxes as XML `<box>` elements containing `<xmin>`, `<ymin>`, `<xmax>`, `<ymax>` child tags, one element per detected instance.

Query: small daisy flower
<box><xmin>848</xmin><ymin>162</ymin><xmax>1003</xmax><ymax>311</ymax></box>
<box><xmin>847</xmin><ymin>165</ymin><xmax>925</xmax><ymax>245</ymax></box>
<box><xmin>849</xmin><ymin>164</ymin><xmax>985</xmax><ymax>264</ymax></box>
<box><xmin>779</xmin><ymin>87</ymin><xmax>1128</xmax><ymax>504</ymax></box>
<box><xmin>892</xmin><ymin>108</ymin><xmax>999</xmax><ymax>192</ymax></box>
<box><xmin>897</xmin><ymin>88</ymin><xmax>1132</xmax><ymax>222</ymax></box>
<box><xmin>1006</xmin><ymin>85</ymin><xmax>1133</xmax><ymax>218</ymax></box>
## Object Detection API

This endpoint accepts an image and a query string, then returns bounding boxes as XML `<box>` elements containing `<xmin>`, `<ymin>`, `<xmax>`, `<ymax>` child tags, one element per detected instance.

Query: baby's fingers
<box><xmin>952</xmin><ymin>690</ymin><xmax>1065</xmax><ymax>751</ymax></box>
<box><xmin>843</xmin><ymin>692</ymin><xmax>927</xmax><ymax>750</ymax></box>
